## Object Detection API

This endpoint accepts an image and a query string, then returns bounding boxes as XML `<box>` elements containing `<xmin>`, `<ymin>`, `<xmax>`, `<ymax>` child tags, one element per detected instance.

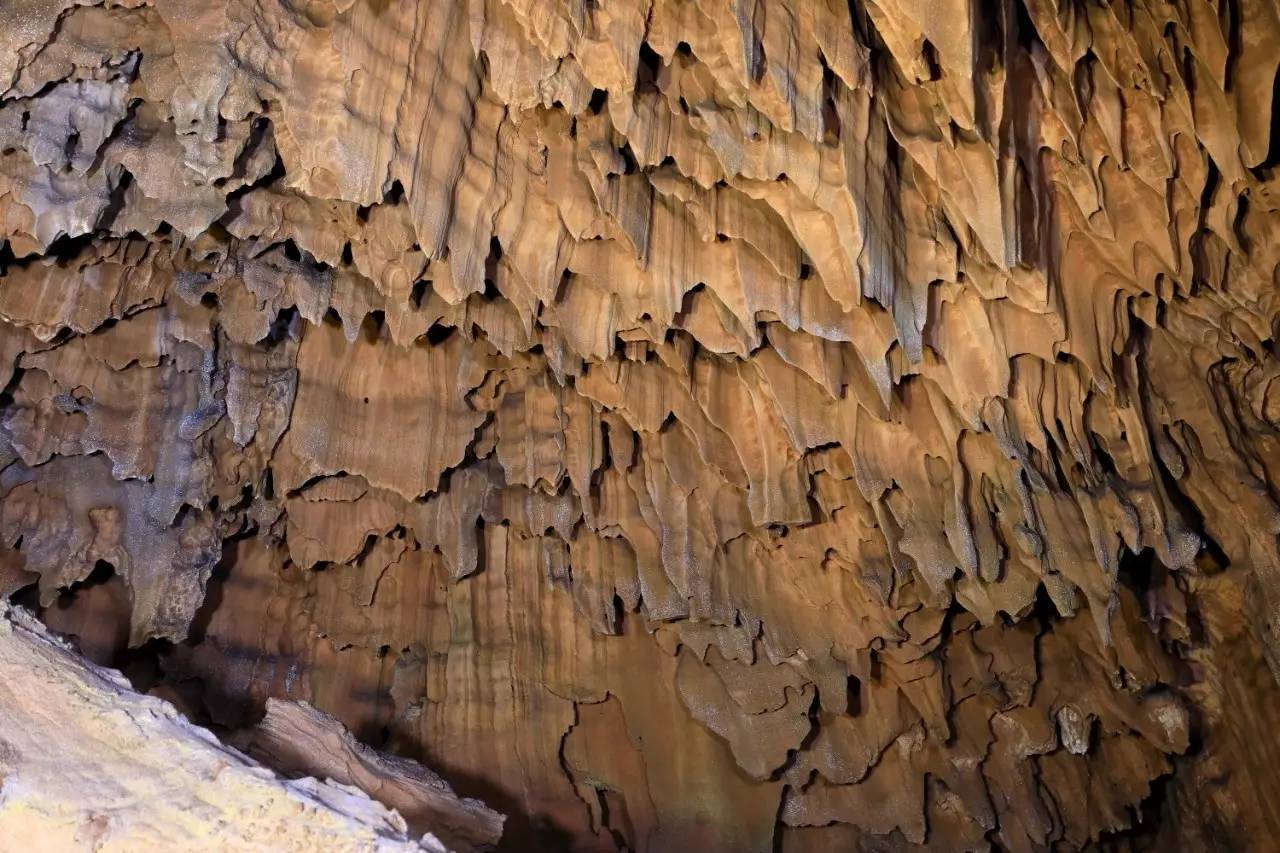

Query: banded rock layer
<box><xmin>2</xmin><ymin>0</ymin><xmax>1280</xmax><ymax>849</ymax></box>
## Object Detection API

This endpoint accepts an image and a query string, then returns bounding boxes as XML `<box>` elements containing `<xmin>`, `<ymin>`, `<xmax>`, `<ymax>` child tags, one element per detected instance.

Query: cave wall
<box><xmin>3</xmin><ymin>0</ymin><xmax>1280</xmax><ymax>849</ymax></box>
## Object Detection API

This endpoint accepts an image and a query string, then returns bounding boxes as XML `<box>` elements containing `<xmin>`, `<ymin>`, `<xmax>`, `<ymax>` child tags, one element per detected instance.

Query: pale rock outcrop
<box><xmin>0</xmin><ymin>602</ymin><xmax>494</xmax><ymax>852</ymax></box>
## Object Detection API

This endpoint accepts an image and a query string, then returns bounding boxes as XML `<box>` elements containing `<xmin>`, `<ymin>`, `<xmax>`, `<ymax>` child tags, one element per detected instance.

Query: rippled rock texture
<box><xmin>2</xmin><ymin>0</ymin><xmax>1280</xmax><ymax>849</ymax></box>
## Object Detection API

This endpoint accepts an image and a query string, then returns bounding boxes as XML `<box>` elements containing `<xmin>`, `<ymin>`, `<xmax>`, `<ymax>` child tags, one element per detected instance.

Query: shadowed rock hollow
<box><xmin>2</xmin><ymin>0</ymin><xmax>1280</xmax><ymax>849</ymax></box>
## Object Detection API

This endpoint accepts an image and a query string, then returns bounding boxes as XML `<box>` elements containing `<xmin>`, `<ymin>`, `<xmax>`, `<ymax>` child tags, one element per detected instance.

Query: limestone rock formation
<box><xmin>0</xmin><ymin>602</ymin><xmax>497</xmax><ymax>852</ymax></box>
<box><xmin>233</xmin><ymin>699</ymin><xmax>506</xmax><ymax>853</ymax></box>
<box><xmin>2</xmin><ymin>0</ymin><xmax>1280</xmax><ymax>849</ymax></box>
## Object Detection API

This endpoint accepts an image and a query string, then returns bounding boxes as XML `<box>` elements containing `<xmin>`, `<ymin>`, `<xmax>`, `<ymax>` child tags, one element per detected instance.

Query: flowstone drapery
<box><xmin>2</xmin><ymin>0</ymin><xmax>1280</xmax><ymax>849</ymax></box>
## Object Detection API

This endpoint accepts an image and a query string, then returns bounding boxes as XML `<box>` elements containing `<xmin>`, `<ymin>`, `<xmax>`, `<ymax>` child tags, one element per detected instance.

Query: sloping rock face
<box><xmin>2</xmin><ymin>0</ymin><xmax>1280</xmax><ymax>849</ymax></box>
<box><xmin>0</xmin><ymin>602</ymin><xmax>490</xmax><ymax>852</ymax></box>
<box><xmin>233</xmin><ymin>698</ymin><xmax>506</xmax><ymax>853</ymax></box>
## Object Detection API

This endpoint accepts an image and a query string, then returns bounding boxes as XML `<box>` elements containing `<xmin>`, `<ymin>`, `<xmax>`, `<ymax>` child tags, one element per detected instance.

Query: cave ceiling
<box><xmin>2</xmin><ymin>0</ymin><xmax>1280</xmax><ymax>850</ymax></box>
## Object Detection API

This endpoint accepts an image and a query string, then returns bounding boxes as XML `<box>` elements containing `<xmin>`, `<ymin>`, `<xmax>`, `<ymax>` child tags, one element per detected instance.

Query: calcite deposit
<box><xmin>2</xmin><ymin>0</ymin><xmax>1280</xmax><ymax>849</ymax></box>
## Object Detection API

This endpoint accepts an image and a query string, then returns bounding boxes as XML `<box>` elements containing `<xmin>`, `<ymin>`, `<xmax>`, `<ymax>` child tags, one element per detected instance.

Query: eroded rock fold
<box><xmin>2</xmin><ymin>0</ymin><xmax>1280</xmax><ymax>849</ymax></box>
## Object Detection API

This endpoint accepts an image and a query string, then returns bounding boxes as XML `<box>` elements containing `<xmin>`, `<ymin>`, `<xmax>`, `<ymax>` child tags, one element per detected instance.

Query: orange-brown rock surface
<box><xmin>2</xmin><ymin>0</ymin><xmax>1280</xmax><ymax>849</ymax></box>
